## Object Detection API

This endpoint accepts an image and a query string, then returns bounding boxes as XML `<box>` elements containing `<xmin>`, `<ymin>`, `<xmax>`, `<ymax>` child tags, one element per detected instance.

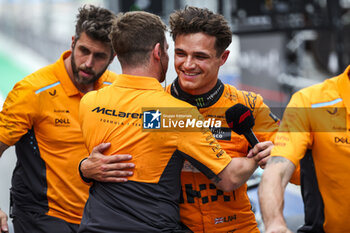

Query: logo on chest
<box><xmin>55</xmin><ymin>118</ymin><xmax>71</xmax><ymax>127</ymax></box>
<box><xmin>211</xmin><ymin>127</ymin><xmax>231</xmax><ymax>141</ymax></box>
<box><xmin>334</xmin><ymin>137</ymin><xmax>350</xmax><ymax>144</ymax></box>
<box><xmin>214</xmin><ymin>215</ymin><xmax>237</xmax><ymax>224</ymax></box>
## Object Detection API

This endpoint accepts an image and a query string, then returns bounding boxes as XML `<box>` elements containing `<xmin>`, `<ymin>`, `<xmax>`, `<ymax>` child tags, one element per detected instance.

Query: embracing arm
<box><xmin>79</xmin><ymin>142</ymin><xmax>135</xmax><ymax>183</ymax></box>
<box><xmin>214</xmin><ymin>141</ymin><xmax>273</xmax><ymax>192</ymax></box>
<box><xmin>258</xmin><ymin>156</ymin><xmax>296</xmax><ymax>233</ymax></box>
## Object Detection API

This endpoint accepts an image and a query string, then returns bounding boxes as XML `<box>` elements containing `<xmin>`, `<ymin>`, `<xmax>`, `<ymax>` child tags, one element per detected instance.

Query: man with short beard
<box><xmin>0</xmin><ymin>4</ymin><xmax>133</xmax><ymax>233</ymax></box>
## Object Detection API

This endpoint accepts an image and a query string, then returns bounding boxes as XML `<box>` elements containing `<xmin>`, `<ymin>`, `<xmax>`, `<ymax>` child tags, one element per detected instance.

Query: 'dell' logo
<box><xmin>55</xmin><ymin>118</ymin><xmax>70</xmax><ymax>125</ymax></box>
<box><xmin>334</xmin><ymin>137</ymin><xmax>350</xmax><ymax>144</ymax></box>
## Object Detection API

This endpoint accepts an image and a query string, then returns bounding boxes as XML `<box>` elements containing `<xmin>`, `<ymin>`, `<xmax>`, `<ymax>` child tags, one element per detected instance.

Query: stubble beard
<box><xmin>70</xmin><ymin>48</ymin><xmax>109</xmax><ymax>85</ymax></box>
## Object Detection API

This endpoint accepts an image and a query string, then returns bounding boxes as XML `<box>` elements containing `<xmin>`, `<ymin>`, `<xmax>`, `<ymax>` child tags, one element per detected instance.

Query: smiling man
<box><xmin>167</xmin><ymin>6</ymin><xmax>300</xmax><ymax>233</ymax></box>
<box><xmin>173</xmin><ymin>32</ymin><xmax>228</xmax><ymax>96</ymax></box>
<box><xmin>0</xmin><ymin>5</ymin><xmax>134</xmax><ymax>233</ymax></box>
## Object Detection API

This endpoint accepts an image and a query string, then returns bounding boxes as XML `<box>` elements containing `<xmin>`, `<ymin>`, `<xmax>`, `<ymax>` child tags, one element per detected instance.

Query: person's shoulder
<box><xmin>294</xmin><ymin>76</ymin><xmax>338</xmax><ymax>103</ymax></box>
<box><xmin>103</xmin><ymin>70</ymin><xmax>118</xmax><ymax>82</ymax></box>
<box><xmin>285</xmin><ymin>76</ymin><xmax>341</xmax><ymax>109</ymax></box>
<box><xmin>301</xmin><ymin>76</ymin><xmax>337</xmax><ymax>93</ymax></box>
<box><xmin>83</xmin><ymin>81</ymin><xmax>116</xmax><ymax>104</ymax></box>
<box><xmin>81</xmin><ymin>89</ymin><xmax>99</xmax><ymax>105</ymax></box>
<box><xmin>13</xmin><ymin>63</ymin><xmax>57</xmax><ymax>92</ymax></box>
<box><xmin>223</xmin><ymin>84</ymin><xmax>265</xmax><ymax>109</ymax></box>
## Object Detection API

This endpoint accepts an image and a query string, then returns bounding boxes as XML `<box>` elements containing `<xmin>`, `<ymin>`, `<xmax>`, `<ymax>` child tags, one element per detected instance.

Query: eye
<box><xmin>80</xmin><ymin>47</ymin><xmax>90</xmax><ymax>55</ymax></box>
<box><xmin>195</xmin><ymin>55</ymin><xmax>209</xmax><ymax>60</ymax></box>
<box><xmin>175</xmin><ymin>51</ymin><xmax>186</xmax><ymax>57</ymax></box>
<box><xmin>94</xmin><ymin>53</ymin><xmax>108</xmax><ymax>60</ymax></box>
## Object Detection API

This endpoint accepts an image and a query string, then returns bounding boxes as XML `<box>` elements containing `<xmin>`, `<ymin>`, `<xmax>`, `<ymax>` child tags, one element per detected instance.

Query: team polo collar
<box><xmin>338</xmin><ymin>65</ymin><xmax>350</xmax><ymax>112</ymax></box>
<box><xmin>113</xmin><ymin>74</ymin><xmax>164</xmax><ymax>91</ymax></box>
<box><xmin>54</xmin><ymin>50</ymin><xmax>110</xmax><ymax>97</ymax></box>
<box><xmin>170</xmin><ymin>77</ymin><xmax>224</xmax><ymax>108</ymax></box>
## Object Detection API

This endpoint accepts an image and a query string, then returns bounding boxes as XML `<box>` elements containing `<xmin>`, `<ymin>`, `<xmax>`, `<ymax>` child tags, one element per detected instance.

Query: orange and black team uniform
<box><xmin>0</xmin><ymin>51</ymin><xmax>117</xmax><ymax>232</ymax></box>
<box><xmin>168</xmin><ymin>78</ymin><xmax>300</xmax><ymax>233</ymax></box>
<box><xmin>78</xmin><ymin>74</ymin><xmax>233</xmax><ymax>233</ymax></box>
<box><xmin>272</xmin><ymin>66</ymin><xmax>350</xmax><ymax>233</ymax></box>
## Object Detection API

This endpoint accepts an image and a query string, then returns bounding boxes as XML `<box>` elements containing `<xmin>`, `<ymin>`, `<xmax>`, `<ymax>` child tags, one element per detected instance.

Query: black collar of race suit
<box><xmin>170</xmin><ymin>77</ymin><xmax>224</xmax><ymax>109</ymax></box>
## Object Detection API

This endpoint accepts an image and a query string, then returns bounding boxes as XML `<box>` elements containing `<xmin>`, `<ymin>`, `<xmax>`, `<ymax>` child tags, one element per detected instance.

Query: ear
<box><xmin>220</xmin><ymin>50</ymin><xmax>230</xmax><ymax>66</ymax></box>
<box><xmin>71</xmin><ymin>36</ymin><xmax>76</xmax><ymax>50</ymax></box>
<box><xmin>153</xmin><ymin>43</ymin><xmax>161</xmax><ymax>61</ymax></box>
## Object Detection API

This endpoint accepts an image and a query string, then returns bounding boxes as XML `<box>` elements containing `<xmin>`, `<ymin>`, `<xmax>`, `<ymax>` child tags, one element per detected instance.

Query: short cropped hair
<box><xmin>75</xmin><ymin>4</ymin><xmax>116</xmax><ymax>44</ymax></box>
<box><xmin>169</xmin><ymin>6</ymin><xmax>232</xmax><ymax>57</ymax></box>
<box><xmin>110</xmin><ymin>11</ymin><xmax>167</xmax><ymax>67</ymax></box>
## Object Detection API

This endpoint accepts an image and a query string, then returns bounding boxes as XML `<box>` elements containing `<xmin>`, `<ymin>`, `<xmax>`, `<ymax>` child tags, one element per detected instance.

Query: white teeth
<box><xmin>184</xmin><ymin>72</ymin><xmax>197</xmax><ymax>76</ymax></box>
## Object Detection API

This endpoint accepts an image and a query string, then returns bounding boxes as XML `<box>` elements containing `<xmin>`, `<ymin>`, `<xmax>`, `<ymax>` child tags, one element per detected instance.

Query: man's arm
<box><xmin>81</xmin><ymin>139</ymin><xmax>272</xmax><ymax>186</ymax></box>
<box><xmin>258</xmin><ymin>156</ymin><xmax>296</xmax><ymax>233</ymax></box>
<box><xmin>0</xmin><ymin>141</ymin><xmax>9</xmax><ymax>232</ymax></box>
<box><xmin>79</xmin><ymin>142</ymin><xmax>135</xmax><ymax>183</ymax></box>
<box><xmin>214</xmin><ymin>141</ymin><xmax>273</xmax><ymax>192</ymax></box>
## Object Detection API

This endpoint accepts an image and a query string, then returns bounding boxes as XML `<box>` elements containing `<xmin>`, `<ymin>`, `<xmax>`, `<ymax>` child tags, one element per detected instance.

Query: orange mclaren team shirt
<box><xmin>0</xmin><ymin>51</ymin><xmax>117</xmax><ymax>224</ymax></box>
<box><xmin>272</xmin><ymin>66</ymin><xmax>350</xmax><ymax>233</ymax></box>
<box><xmin>78</xmin><ymin>74</ymin><xmax>232</xmax><ymax>232</ymax></box>
<box><xmin>167</xmin><ymin>82</ymin><xmax>300</xmax><ymax>233</ymax></box>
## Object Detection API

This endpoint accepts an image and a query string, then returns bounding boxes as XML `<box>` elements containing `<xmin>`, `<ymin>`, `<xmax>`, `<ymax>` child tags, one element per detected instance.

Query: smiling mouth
<box><xmin>182</xmin><ymin>71</ymin><xmax>200</xmax><ymax>77</ymax></box>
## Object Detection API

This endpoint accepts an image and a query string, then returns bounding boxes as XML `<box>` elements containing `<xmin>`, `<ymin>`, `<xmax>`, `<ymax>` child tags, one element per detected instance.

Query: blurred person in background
<box><xmin>80</xmin><ymin>6</ymin><xmax>300</xmax><ymax>233</ymax></box>
<box><xmin>0</xmin><ymin>4</ymin><xmax>133</xmax><ymax>233</ymax></box>
<box><xmin>259</xmin><ymin>65</ymin><xmax>350</xmax><ymax>233</ymax></box>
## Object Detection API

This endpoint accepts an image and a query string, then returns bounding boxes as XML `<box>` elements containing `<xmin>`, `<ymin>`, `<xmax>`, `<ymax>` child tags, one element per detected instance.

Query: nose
<box><xmin>183</xmin><ymin>56</ymin><xmax>195</xmax><ymax>70</ymax></box>
<box><xmin>85</xmin><ymin>54</ymin><xmax>94</xmax><ymax>68</ymax></box>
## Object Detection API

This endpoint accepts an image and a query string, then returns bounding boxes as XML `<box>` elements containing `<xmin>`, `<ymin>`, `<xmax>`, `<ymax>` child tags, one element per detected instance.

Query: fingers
<box><xmin>102</xmin><ymin>169</ymin><xmax>134</xmax><ymax>178</ymax></box>
<box><xmin>247</xmin><ymin>141</ymin><xmax>273</xmax><ymax>158</ymax></box>
<box><xmin>94</xmin><ymin>169</ymin><xmax>134</xmax><ymax>183</ymax></box>
<box><xmin>0</xmin><ymin>211</ymin><xmax>8</xmax><ymax>233</ymax></box>
<box><xmin>258</xmin><ymin>157</ymin><xmax>269</xmax><ymax>169</ymax></box>
<box><xmin>108</xmin><ymin>154</ymin><xmax>133</xmax><ymax>163</ymax></box>
<box><xmin>100</xmin><ymin>162</ymin><xmax>135</xmax><ymax>173</ymax></box>
<box><xmin>254</xmin><ymin>147</ymin><xmax>271</xmax><ymax>161</ymax></box>
<box><xmin>99</xmin><ymin>155</ymin><xmax>134</xmax><ymax>169</ymax></box>
<box><xmin>102</xmin><ymin>177</ymin><xmax>129</xmax><ymax>183</ymax></box>
<box><xmin>92</xmin><ymin>142</ymin><xmax>111</xmax><ymax>154</ymax></box>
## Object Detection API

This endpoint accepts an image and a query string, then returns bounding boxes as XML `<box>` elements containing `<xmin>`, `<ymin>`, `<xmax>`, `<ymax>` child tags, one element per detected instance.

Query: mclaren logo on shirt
<box><xmin>91</xmin><ymin>107</ymin><xmax>143</xmax><ymax>119</ymax></box>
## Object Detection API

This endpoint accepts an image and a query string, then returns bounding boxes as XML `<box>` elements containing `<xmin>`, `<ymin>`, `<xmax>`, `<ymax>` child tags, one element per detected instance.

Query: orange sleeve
<box><xmin>0</xmin><ymin>80</ymin><xmax>38</xmax><ymax>145</ymax></box>
<box><xmin>176</xmin><ymin>107</ymin><xmax>232</xmax><ymax>176</ymax></box>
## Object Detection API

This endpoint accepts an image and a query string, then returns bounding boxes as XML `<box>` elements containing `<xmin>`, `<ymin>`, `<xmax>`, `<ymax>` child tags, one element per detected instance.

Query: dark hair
<box><xmin>110</xmin><ymin>11</ymin><xmax>167</xmax><ymax>67</ymax></box>
<box><xmin>169</xmin><ymin>6</ymin><xmax>232</xmax><ymax>56</ymax></box>
<box><xmin>75</xmin><ymin>4</ymin><xmax>116</xmax><ymax>44</ymax></box>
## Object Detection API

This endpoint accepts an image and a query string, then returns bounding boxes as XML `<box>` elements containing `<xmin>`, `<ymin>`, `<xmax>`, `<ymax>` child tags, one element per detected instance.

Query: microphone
<box><xmin>225</xmin><ymin>103</ymin><xmax>259</xmax><ymax>147</ymax></box>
